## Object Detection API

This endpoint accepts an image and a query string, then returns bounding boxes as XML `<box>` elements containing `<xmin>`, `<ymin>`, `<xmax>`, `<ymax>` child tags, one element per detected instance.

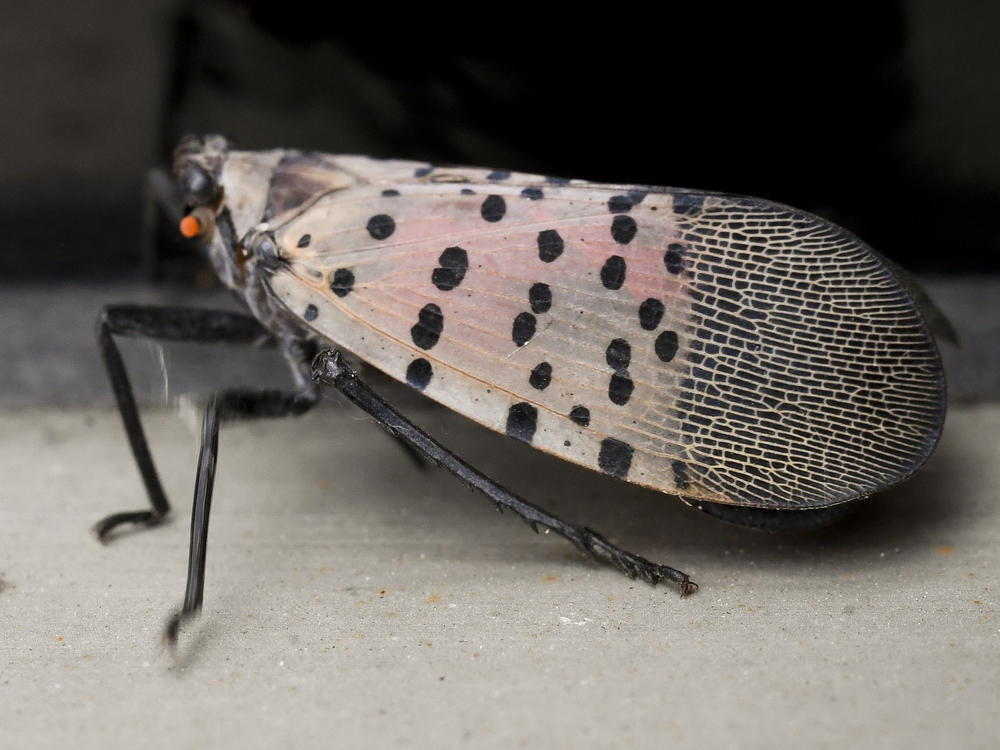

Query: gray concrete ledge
<box><xmin>0</xmin><ymin>403</ymin><xmax>996</xmax><ymax>748</ymax></box>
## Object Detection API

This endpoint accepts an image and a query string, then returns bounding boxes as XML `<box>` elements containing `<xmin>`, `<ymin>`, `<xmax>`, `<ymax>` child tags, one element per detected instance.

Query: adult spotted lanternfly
<box><xmin>96</xmin><ymin>134</ymin><xmax>947</xmax><ymax>643</ymax></box>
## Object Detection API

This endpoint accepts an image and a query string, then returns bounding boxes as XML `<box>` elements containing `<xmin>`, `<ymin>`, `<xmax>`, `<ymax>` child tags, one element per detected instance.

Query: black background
<box><xmin>3</xmin><ymin>0</ymin><xmax>998</xmax><ymax>278</ymax></box>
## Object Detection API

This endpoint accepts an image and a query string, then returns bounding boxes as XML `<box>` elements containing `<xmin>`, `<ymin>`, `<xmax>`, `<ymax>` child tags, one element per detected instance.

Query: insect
<box><xmin>96</xmin><ymin>134</ymin><xmax>948</xmax><ymax>644</ymax></box>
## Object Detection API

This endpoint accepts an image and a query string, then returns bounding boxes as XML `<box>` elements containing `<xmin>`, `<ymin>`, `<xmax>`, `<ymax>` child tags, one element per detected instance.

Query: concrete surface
<box><xmin>1</xmin><ymin>402</ymin><xmax>997</xmax><ymax>748</ymax></box>
<box><xmin>0</xmin><ymin>278</ymin><xmax>997</xmax><ymax>748</ymax></box>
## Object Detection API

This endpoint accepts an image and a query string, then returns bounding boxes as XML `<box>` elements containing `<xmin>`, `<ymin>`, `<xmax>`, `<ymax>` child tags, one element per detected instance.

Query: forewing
<box><xmin>261</xmin><ymin>156</ymin><xmax>945</xmax><ymax>509</ymax></box>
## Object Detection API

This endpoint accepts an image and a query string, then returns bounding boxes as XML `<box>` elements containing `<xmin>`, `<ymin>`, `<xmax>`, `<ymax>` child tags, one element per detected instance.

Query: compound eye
<box><xmin>181</xmin><ymin>164</ymin><xmax>217</xmax><ymax>204</ymax></box>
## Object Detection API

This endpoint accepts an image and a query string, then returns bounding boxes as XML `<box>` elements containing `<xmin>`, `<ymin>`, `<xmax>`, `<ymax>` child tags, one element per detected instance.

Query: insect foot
<box><xmin>92</xmin><ymin>509</ymin><xmax>168</xmax><ymax>543</ymax></box>
<box><xmin>164</xmin><ymin>609</ymin><xmax>193</xmax><ymax>650</ymax></box>
<box><xmin>575</xmin><ymin>527</ymin><xmax>697</xmax><ymax>596</ymax></box>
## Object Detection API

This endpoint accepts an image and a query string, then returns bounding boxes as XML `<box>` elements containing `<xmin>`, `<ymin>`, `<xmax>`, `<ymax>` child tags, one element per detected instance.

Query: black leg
<box><xmin>165</xmin><ymin>394</ymin><xmax>219</xmax><ymax>645</ymax></box>
<box><xmin>94</xmin><ymin>305</ymin><xmax>278</xmax><ymax>541</ymax></box>
<box><xmin>312</xmin><ymin>350</ymin><xmax>696</xmax><ymax>595</ymax></box>
<box><xmin>164</xmin><ymin>387</ymin><xmax>315</xmax><ymax>646</ymax></box>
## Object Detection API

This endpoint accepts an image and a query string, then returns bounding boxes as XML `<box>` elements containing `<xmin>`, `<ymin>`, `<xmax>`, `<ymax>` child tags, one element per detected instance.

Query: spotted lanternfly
<box><xmin>96</xmin><ymin>134</ymin><xmax>948</xmax><ymax>644</ymax></box>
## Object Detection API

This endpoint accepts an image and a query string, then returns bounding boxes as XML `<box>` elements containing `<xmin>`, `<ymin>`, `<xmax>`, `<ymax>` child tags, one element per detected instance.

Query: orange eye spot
<box><xmin>179</xmin><ymin>215</ymin><xmax>202</xmax><ymax>238</ymax></box>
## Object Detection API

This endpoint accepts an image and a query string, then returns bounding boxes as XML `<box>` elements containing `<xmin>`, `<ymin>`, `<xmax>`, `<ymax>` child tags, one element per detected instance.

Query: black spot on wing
<box><xmin>608</xmin><ymin>372</ymin><xmax>634</xmax><ymax>405</ymax></box>
<box><xmin>605</xmin><ymin>338</ymin><xmax>631</xmax><ymax>370</ymax></box>
<box><xmin>330</xmin><ymin>268</ymin><xmax>355</xmax><ymax>298</ymax></box>
<box><xmin>529</xmin><ymin>283</ymin><xmax>552</xmax><ymax>314</ymax></box>
<box><xmin>506</xmin><ymin>402</ymin><xmax>538</xmax><ymax>443</ymax></box>
<box><xmin>569</xmin><ymin>405</ymin><xmax>590</xmax><ymax>427</ymax></box>
<box><xmin>608</xmin><ymin>195</ymin><xmax>633</xmax><ymax>214</ymax></box>
<box><xmin>529</xmin><ymin>362</ymin><xmax>552</xmax><ymax>390</ymax></box>
<box><xmin>406</xmin><ymin>358</ymin><xmax>433</xmax><ymax>391</ymax></box>
<box><xmin>600</xmin><ymin>256</ymin><xmax>627</xmax><ymax>290</ymax></box>
<box><xmin>655</xmin><ymin>330</ymin><xmax>679</xmax><ymax>362</ymax></box>
<box><xmin>639</xmin><ymin>298</ymin><xmax>665</xmax><ymax>330</ymax></box>
<box><xmin>606</xmin><ymin>339</ymin><xmax>634</xmax><ymax>405</ymax></box>
<box><xmin>432</xmin><ymin>246</ymin><xmax>469</xmax><ymax>291</ymax></box>
<box><xmin>411</xmin><ymin>304</ymin><xmax>443</xmax><ymax>350</ymax></box>
<box><xmin>481</xmin><ymin>195</ymin><xmax>506</xmax><ymax>222</ymax></box>
<box><xmin>512</xmin><ymin>312</ymin><xmax>537</xmax><ymax>346</ymax></box>
<box><xmin>367</xmin><ymin>214</ymin><xmax>395</xmax><ymax>240</ymax></box>
<box><xmin>607</xmin><ymin>190</ymin><xmax>646</xmax><ymax>214</ymax></box>
<box><xmin>665</xmin><ymin>243</ymin><xmax>686</xmax><ymax>275</ymax></box>
<box><xmin>611</xmin><ymin>215</ymin><xmax>637</xmax><ymax>244</ymax></box>
<box><xmin>538</xmin><ymin>230</ymin><xmax>564</xmax><ymax>262</ymax></box>
<box><xmin>598</xmin><ymin>438</ymin><xmax>634</xmax><ymax>478</ymax></box>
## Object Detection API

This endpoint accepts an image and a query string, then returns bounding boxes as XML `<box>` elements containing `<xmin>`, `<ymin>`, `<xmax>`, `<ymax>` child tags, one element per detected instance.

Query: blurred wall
<box><xmin>1</xmin><ymin>1</ymin><xmax>997</xmax><ymax>277</ymax></box>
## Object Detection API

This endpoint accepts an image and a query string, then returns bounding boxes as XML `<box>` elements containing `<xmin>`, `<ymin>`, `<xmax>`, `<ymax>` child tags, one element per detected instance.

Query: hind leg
<box><xmin>312</xmin><ymin>350</ymin><xmax>697</xmax><ymax>595</ymax></box>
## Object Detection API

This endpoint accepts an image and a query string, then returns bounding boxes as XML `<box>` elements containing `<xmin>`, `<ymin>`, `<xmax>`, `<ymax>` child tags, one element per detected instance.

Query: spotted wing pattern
<box><xmin>255</xmin><ymin>153</ymin><xmax>944</xmax><ymax>509</ymax></box>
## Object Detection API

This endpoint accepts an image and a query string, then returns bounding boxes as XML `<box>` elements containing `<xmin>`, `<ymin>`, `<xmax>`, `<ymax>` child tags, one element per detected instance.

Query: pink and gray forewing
<box><xmin>249</xmin><ymin>153</ymin><xmax>944</xmax><ymax>509</ymax></box>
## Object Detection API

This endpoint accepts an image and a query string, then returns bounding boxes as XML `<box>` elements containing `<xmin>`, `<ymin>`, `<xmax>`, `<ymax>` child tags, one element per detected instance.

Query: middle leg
<box><xmin>165</xmin><ymin>386</ymin><xmax>317</xmax><ymax>645</ymax></box>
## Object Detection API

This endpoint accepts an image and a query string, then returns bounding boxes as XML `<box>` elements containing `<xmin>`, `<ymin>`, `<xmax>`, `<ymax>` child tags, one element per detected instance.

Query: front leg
<box><xmin>94</xmin><ymin>305</ymin><xmax>277</xmax><ymax>540</ymax></box>
<box><xmin>312</xmin><ymin>350</ymin><xmax>697</xmax><ymax>596</ymax></box>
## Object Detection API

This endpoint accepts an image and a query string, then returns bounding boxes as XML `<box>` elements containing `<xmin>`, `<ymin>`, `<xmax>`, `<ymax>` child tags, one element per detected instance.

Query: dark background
<box><xmin>2</xmin><ymin>0</ymin><xmax>999</xmax><ymax>280</ymax></box>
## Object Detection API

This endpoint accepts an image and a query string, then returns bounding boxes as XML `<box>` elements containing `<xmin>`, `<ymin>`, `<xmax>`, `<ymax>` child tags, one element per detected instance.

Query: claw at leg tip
<box><xmin>680</xmin><ymin>580</ymin><xmax>699</xmax><ymax>597</ymax></box>
<box><xmin>164</xmin><ymin>614</ymin><xmax>181</xmax><ymax>649</ymax></box>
